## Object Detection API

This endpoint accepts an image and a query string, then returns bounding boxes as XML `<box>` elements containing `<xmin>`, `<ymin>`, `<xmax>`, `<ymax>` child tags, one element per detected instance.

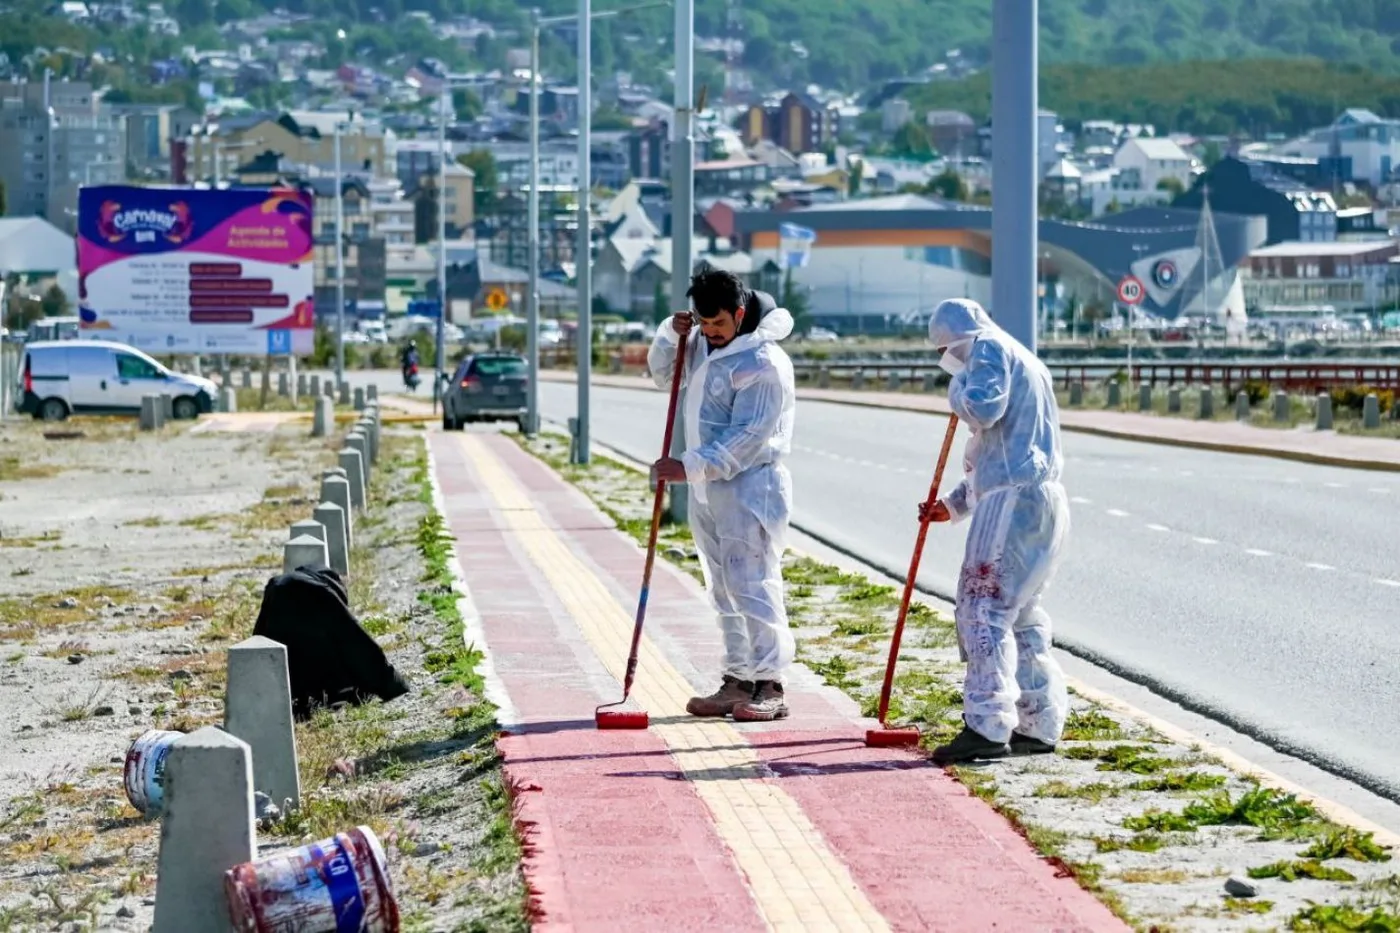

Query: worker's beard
<box><xmin>705</xmin><ymin>333</ymin><xmax>732</xmax><ymax>349</ymax></box>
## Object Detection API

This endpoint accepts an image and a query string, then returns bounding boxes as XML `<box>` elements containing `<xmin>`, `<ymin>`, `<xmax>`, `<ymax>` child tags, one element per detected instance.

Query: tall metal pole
<box><xmin>573</xmin><ymin>0</ymin><xmax>592</xmax><ymax>464</ymax></box>
<box><xmin>334</xmin><ymin>126</ymin><xmax>346</xmax><ymax>384</ymax></box>
<box><xmin>990</xmin><ymin>0</ymin><xmax>1038</xmax><ymax>351</ymax></box>
<box><xmin>526</xmin><ymin>14</ymin><xmax>541</xmax><ymax>436</ymax></box>
<box><xmin>667</xmin><ymin>0</ymin><xmax>694</xmax><ymax>521</ymax></box>
<box><xmin>434</xmin><ymin>87</ymin><xmax>448</xmax><ymax>414</ymax></box>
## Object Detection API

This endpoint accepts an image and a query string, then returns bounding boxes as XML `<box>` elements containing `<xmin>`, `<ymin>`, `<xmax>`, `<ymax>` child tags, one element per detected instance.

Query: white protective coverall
<box><xmin>647</xmin><ymin>294</ymin><xmax>798</xmax><ymax>682</ymax></box>
<box><xmin>930</xmin><ymin>298</ymin><xmax>1070</xmax><ymax>745</ymax></box>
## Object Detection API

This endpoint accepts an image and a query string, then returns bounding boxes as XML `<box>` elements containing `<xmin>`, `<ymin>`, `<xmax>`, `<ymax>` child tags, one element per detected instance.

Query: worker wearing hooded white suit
<box><xmin>922</xmin><ymin>298</ymin><xmax>1070</xmax><ymax>765</ymax></box>
<box><xmin>648</xmin><ymin>270</ymin><xmax>797</xmax><ymax>723</ymax></box>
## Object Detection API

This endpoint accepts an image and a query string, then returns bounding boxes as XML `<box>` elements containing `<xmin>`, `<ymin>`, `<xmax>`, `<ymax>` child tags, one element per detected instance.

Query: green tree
<box><xmin>453</xmin><ymin>88</ymin><xmax>482</xmax><ymax>123</ymax></box>
<box><xmin>780</xmin><ymin>268</ymin><xmax>810</xmax><ymax>335</ymax></box>
<box><xmin>591</xmin><ymin>106</ymin><xmax>635</xmax><ymax>131</ymax></box>
<box><xmin>458</xmin><ymin>149</ymin><xmax>498</xmax><ymax>216</ymax></box>
<box><xmin>40</xmin><ymin>284</ymin><xmax>69</xmax><ymax>318</ymax></box>
<box><xmin>1202</xmin><ymin>140</ymin><xmax>1224</xmax><ymax>168</ymax></box>
<box><xmin>1156</xmin><ymin>176</ymin><xmax>1185</xmax><ymax>196</ymax></box>
<box><xmin>890</xmin><ymin>120</ymin><xmax>933</xmax><ymax>158</ymax></box>
<box><xmin>925</xmin><ymin>168</ymin><xmax>968</xmax><ymax>201</ymax></box>
<box><xmin>847</xmin><ymin>157</ymin><xmax>863</xmax><ymax>198</ymax></box>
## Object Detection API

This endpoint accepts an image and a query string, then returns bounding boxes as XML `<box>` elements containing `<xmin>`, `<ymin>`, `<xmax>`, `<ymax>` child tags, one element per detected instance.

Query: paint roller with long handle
<box><xmin>595</xmin><ymin>324</ymin><xmax>690</xmax><ymax>730</ymax></box>
<box><xmin>865</xmin><ymin>414</ymin><xmax>960</xmax><ymax>748</ymax></box>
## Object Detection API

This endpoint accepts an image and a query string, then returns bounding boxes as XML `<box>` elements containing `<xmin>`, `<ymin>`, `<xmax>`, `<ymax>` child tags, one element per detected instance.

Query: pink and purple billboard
<box><xmin>77</xmin><ymin>185</ymin><xmax>315</xmax><ymax>355</ymax></box>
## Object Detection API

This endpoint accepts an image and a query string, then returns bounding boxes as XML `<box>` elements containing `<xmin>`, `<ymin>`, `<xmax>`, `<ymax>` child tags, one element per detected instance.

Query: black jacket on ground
<box><xmin>251</xmin><ymin>565</ymin><xmax>411</xmax><ymax>720</ymax></box>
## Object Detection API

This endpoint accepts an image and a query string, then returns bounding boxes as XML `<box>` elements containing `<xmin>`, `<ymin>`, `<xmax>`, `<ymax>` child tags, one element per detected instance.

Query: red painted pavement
<box><xmin>432</xmin><ymin>431</ymin><xmax>1127</xmax><ymax>932</ymax></box>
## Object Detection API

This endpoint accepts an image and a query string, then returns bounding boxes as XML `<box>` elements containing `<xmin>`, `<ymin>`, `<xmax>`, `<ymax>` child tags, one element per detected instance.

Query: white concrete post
<box><xmin>1138</xmin><ymin>384</ymin><xmax>1152</xmax><ymax>411</ymax></box>
<box><xmin>346</xmin><ymin>433</ymin><xmax>370</xmax><ymax>484</ymax></box>
<box><xmin>338</xmin><ymin>449</ymin><xmax>366</xmax><ymax>511</ymax></box>
<box><xmin>353</xmin><ymin>386</ymin><xmax>366</xmax><ymax>411</ymax></box>
<box><xmin>283</xmin><ymin>533</ymin><xmax>328</xmax><ymax>574</ymax></box>
<box><xmin>851</xmin><ymin>369</ymin><xmax>864</xmax><ymax>390</ymax></box>
<box><xmin>160</xmin><ymin>392</ymin><xmax>174</xmax><ymax>421</ymax></box>
<box><xmin>1316</xmin><ymin>393</ymin><xmax>1334</xmax><ymax>430</ymax></box>
<box><xmin>218</xmin><ymin>386</ymin><xmax>236</xmax><ymax>413</ymax></box>
<box><xmin>818</xmin><ymin>368</ymin><xmax>831</xmax><ymax>389</ymax></box>
<box><xmin>1364</xmin><ymin>393</ymin><xmax>1381</xmax><ymax>429</ymax></box>
<box><xmin>309</xmin><ymin>374</ymin><xmax>321</xmax><ymax>397</ymax></box>
<box><xmin>886</xmin><ymin>372</ymin><xmax>901</xmax><ymax>391</ymax></box>
<box><xmin>277</xmin><ymin>371</ymin><xmax>290</xmax><ymax>397</ymax></box>
<box><xmin>313</xmin><ymin>501</ymin><xmax>349</xmax><ymax>575</ymax></box>
<box><xmin>355</xmin><ymin>419</ymin><xmax>377</xmax><ymax>463</ymax></box>
<box><xmin>151</xmin><ymin>727</ymin><xmax>255</xmax><ymax>933</ymax></box>
<box><xmin>1068</xmin><ymin>382</ymin><xmax>1083</xmax><ymax>406</ymax></box>
<box><xmin>339</xmin><ymin>382</ymin><xmax>351</xmax><ymax>406</ymax></box>
<box><xmin>241</xmin><ymin>369</ymin><xmax>252</xmax><ymax>389</ymax></box>
<box><xmin>140</xmin><ymin>395</ymin><xmax>161</xmax><ymax>431</ymax></box>
<box><xmin>1198</xmin><ymin>387</ymin><xmax>1215</xmax><ymax>419</ymax></box>
<box><xmin>1235</xmin><ymin>390</ymin><xmax>1250</xmax><ymax>420</ymax></box>
<box><xmin>224</xmin><ymin>636</ymin><xmax>300</xmax><ymax>810</ymax></box>
<box><xmin>290</xmin><ymin>518</ymin><xmax>325</xmax><ymax>546</ymax></box>
<box><xmin>1168</xmin><ymin>386</ymin><xmax>1182</xmax><ymax>413</ymax></box>
<box><xmin>1273</xmin><ymin>392</ymin><xmax>1290</xmax><ymax>422</ymax></box>
<box><xmin>297</xmin><ymin>373</ymin><xmax>308</xmax><ymax>397</ymax></box>
<box><xmin>319</xmin><ymin>474</ymin><xmax>353</xmax><ymax>547</ymax></box>
<box><xmin>312</xmin><ymin>395</ymin><xmax>333</xmax><ymax>437</ymax></box>
<box><xmin>1107</xmin><ymin>381</ymin><xmax>1121</xmax><ymax>408</ymax></box>
<box><xmin>922</xmin><ymin>372</ymin><xmax>937</xmax><ymax>392</ymax></box>
<box><xmin>366</xmin><ymin>383</ymin><xmax>378</xmax><ymax>401</ymax></box>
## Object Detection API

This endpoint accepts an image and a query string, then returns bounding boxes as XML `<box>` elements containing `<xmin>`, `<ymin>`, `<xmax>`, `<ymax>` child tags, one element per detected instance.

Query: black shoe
<box><xmin>1010</xmin><ymin>732</ymin><xmax>1056</xmax><ymax>756</ymax></box>
<box><xmin>931</xmin><ymin>726</ymin><xmax>1010</xmax><ymax>765</ymax></box>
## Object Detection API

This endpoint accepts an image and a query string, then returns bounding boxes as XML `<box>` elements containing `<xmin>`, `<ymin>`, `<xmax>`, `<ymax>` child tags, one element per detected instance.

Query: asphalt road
<box><xmin>540</xmin><ymin>380</ymin><xmax>1400</xmax><ymax>800</ymax></box>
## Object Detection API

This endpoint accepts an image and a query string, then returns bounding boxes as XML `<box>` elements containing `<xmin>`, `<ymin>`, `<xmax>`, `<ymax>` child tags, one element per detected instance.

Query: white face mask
<box><xmin>938</xmin><ymin>352</ymin><xmax>965</xmax><ymax>376</ymax></box>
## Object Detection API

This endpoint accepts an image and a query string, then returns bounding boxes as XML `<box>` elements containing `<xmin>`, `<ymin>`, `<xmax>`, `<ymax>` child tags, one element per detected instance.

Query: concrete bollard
<box><xmin>319</xmin><ymin>473</ymin><xmax>353</xmax><ymax>547</ymax></box>
<box><xmin>296</xmin><ymin>373</ymin><xmax>308</xmax><ymax>397</ymax></box>
<box><xmin>366</xmin><ymin>383</ymin><xmax>378</xmax><ymax>401</ymax></box>
<box><xmin>338</xmin><ymin>448</ymin><xmax>367</xmax><ymax>511</ymax></box>
<box><xmin>355</xmin><ymin>419</ymin><xmax>378</xmax><ymax>463</ymax></box>
<box><xmin>346</xmin><ymin>433</ymin><xmax>370</xmax><ymax>484</ymax></box>
<box><xmin>224</xmin><ymin>636</ymin><xmax>300</xmax><ymax>811</ymax></box>
<box><xmin>922</xmin><ymin>372</ymin><xmax>937</xmax><ymax>393</ymax></box>
<box><xmin>313</xmin><ymin>501</ymin><xmax>350</xmax><ymax>575</ymax></box>
<box><xmin>1069</xmin><ymin>382</ymin><xmax>1083</xmax><ymax>407</ymax></box>
<box><xmin>1138</xmin><ymin>384</ymin><xmax>1152</xmax><ymax>412</ymax></box>
<box><xmin>1364</xmin><ymin>393</ymin><xmax>1381</xmax><ymax>429</ymax></box>
<box><xmin>1168</xmin><ymin>386</ymin><xmax>1182</xmax><ymax>414</ymax></box>
<box><xmin>339</xmin><ymin>382</ymin><xmax>351</xmax><ymax>405</ymax></box>
<box><xmin>851</xmin><ymin>370</ymin><xmax>865</xmax><ymax>390</ymax></box>
<box><xmin>1198</xmin><ymin>388</ymin><xmax>1214</xmax><ymax>419</ymax></box>
<box><xmin>324</xmin><ymin>380</ymin><xmax>335</xmax><ymax>398</ymax></box>
<box><xmin>277</xmin><ymin>372</ymin><xmax>289</xmax><ymax>397</ymax></box>
<box><xmin>309</xmin><ymin>375</ymin><xmax>321</xmax><ymax>397</ymax></box>
<box><xmin>218</xmin><ymin>386</ymin><xmax>236</xmax><ymax>414</ymax></box>
<box><xmin>283</xmin><ymin>533</ymin><xmax>328</xmax><ymax>574</ymax></box>
<box><xmin>160</xmin><ymin>393</ymin><xmax>174</xmax><ymax>421</ymax></box>
<box><xmin>290</xmin><ymin>518</ymin><xmax>325</xmax><ymax>546</ymax></box>
<box><xmin>241</xmin><ymin>369</ymin><xmax>252</xmax><ymax>389</ymax></box>
<box><xmin>818</xmin><ymin>368</ymin><xmax>831</xmax><ymax>389</ymax></box>
<box><xmin>140</xmin><ymin>395</ymin><xmax>162</xmax><ymax>431</ymax></box>
<box><xmin>1106</xmin><ymin>382</ymin><xmax>1121</xmax><ymax>408</ymax></box>
<box><xmin>151</xmin><ymin>727</ymin><xmax>255</xmax><ymax>933</ymax></box>
<box><xmin>353</xmin><ymin>386</ymin><xmax>366</xmax><ymax>411</ymax></box>
<box><xmin>886</xmin><ymin>372</ymin><xmax>901</xmax><ymax>391</ymax></box>
<box><xmin>1235</xmin><ymin>390</ymin><xmax>1250</xmax><ymax>420</ymax></box>
<box><xmin>311</xmin><ymin>395</ymin><xmax>333</xmax><ymax>437</ymax></box>
<box><xmin>1273</xmin><ymin>392</ymin><xmax>1290</xmax><ymax>422</ymax></box>
<box><xmin>609</xmin><ymin>355</ymin><xmax>623</xmax><ymax>375</ymax></box>
<box><xmin>1316</xmin><ymin>393</ymin><xmax>1334</xmax><ymax>430</ymax></box>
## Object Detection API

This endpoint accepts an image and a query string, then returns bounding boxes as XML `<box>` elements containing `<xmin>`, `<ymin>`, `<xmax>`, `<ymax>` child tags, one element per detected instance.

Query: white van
<box><xmin>17</xmin><ymin>340</ymin><xmax>216</xmax><ymax>421</ymax></box>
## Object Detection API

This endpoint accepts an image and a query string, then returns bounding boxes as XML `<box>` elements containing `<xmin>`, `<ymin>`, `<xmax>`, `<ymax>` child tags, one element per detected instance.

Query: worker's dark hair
<box><xmin>687</xmin><ymin>262</ymin><xmax>748</xmax><ymax>321</ymax></box>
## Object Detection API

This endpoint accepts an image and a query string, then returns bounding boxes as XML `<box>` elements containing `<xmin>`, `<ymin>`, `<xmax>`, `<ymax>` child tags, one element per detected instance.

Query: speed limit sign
<box><xmin>1116</xmin><ymin>275</ymin><xmax>1145</xmax><ymax>305</ymax></box>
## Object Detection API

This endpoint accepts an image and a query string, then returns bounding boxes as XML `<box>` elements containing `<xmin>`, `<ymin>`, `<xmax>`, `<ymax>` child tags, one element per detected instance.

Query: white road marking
<box><xmin>1070</xmin><ymin>496</ymin><xmax>1092</xmax><ymax>505</ymax></box>
<box><xmin>1193</xmin><ymin>537</ymin><xmax>1218</xmax><ymax>545</ymax></box>
<box><xmin>1305</xmin><ymin>562</ymin><xmax>1335</xmax><ymax>572</ymax></box>
<box><xmin>1179</xmin><ymin>470</ymin><xmax>1195</xmax><ymax>477</ymax></box>
<box><xmin>1105</xmin><ymin>508</ymin><xmax>1130</xmax><ymax>517</ymax></box>
<box><xmin>1376</xmin><ymin>579</ymin><xmax>1400</xmax><ymax>588</ymax></box>
<box><xmin>1245</xmin><ymin>548</ymin><xmax>1274</xmax><ymax>557</ymax></box>
<box><xmin>1370</xmin><ymin>488</ymin><xmax>1391</xmax><ymax>494</ymax></box>
<box><xmin>858</xmin><ymin>460</ymin><xmax>876</xmax><ymax>468</ymax></box>
<box><xmin>1146</xmin><ymin>523</ymin><xmax>1171</xmax><ymax>532</ymax></box>
<box><xmin>1324</xmin><ymin>482</ymin><xmax>1347</xmax><ymax>489</ymax></box>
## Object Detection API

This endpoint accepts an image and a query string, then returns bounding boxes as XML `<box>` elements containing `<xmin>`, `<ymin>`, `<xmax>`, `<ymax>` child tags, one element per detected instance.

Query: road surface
<box><xmin>540</xmin><ymin>380</ymin><xmax>1400</xmax><ymax>800</ymax></box>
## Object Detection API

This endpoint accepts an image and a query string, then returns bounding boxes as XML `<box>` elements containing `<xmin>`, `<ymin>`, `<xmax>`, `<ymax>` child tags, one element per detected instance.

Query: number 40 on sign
<box><xmin>1116</xmin><ymin>275</ymin><xmax>1145</xmax><ymax>305</ymax></box>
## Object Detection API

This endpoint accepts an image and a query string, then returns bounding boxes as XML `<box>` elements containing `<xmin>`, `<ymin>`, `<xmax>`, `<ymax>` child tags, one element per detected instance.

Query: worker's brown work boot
<box><xmin>686</xmin><ymin>676</ymin><xmax>753</xmax><ymax>717</ymax></box>
<box><xmin>732</xmin><ymin>681</ymin><xmax>789</xmax><ymax>722</ymax></box>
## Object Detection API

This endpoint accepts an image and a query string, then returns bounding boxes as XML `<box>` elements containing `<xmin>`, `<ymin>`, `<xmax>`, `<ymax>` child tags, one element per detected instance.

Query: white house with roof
<box><xmin>1277</xmin><ymin>109</ymin><xmax>1400</xmax><ymax>188</ymax></box>
<box><xmin>1112</xmin><ymin>136</ymin><xmax>1197</xmax><ymax>192</ymax></box>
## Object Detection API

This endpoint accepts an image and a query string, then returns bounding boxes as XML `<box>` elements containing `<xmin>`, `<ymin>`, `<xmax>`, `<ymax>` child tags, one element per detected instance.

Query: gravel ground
<box><xmin>519</xmin><ymin>430</ymin><xmax>1400</xmax><ymax>933</ymax></box>
<box><xmin>0</xmin><ymin>414</ymin><xmax>523</xmax><ymax>932</ymax></box>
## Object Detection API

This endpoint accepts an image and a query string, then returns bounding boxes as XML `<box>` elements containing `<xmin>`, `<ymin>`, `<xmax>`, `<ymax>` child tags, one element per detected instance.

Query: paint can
<box><xmin>123</xmin><ymin>729</ymin><xmax>182</xmax><ymax>815</ymax></box>
<box><xmin>224</xmin><ymin>825</ymin><xmax>400</xmax><ymax>933</ymax></box>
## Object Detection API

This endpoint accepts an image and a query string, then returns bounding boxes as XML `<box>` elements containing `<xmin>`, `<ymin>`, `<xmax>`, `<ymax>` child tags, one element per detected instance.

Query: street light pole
<box><xmin>526</xmin><ymin>12</ymin><xmax>542</xmax><ymax>437</ymax></box>
<box><xmin>334</xmin><ymin>126</ymin><xmax>346</xmax><ymax>385</ymax></box>
<box><xmin>573</xmin><ymin>0</ymin><xmax>592</xmax><ymax>464</ymax></box>
<box><xmin>434</xmin><ymin>86</ymin><xmax>448</xmax><ymax>415</ymax></box>
<box><xmin>667</xmin><ymin>0</ymin><xmax>694</xmax><ymax>521</ymax></box>
<box><xmin>990</xmin><ymin>0</ymin><xmax>1038</xmax><ymax>351</ymax></box>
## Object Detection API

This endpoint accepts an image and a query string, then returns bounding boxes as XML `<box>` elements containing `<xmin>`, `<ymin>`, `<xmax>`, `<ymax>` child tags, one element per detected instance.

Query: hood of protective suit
<box><xmin>928</xmin><ymin>298</ymin><xmax>995</xmax><ymax>355</ymax></box>
<box><xmin>743</xmin><ymin>289</ymin><xmax>794</xmax><ymax>345</ymax></box>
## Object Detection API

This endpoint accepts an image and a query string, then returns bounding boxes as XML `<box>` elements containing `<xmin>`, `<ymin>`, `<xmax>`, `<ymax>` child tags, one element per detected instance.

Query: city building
<box><xmin>408</xmin><ymin>160</ymin><xmax>475</xmax><ymax>241</ymax></box>
<box><xmin>1278</xmin><ymin>108</ymin><xmax>1400</xmax><ymax>189</ymax></box>
<box><xmin>0</xmin><ymin>79</ymin><xmax>125</xmax><ymax>228</ymax></box>
<box><xmin>1241</xmin><ymin>239</ymin><xmax>1400</xmax><ymax>315</ymax></box>
<box><xmin>111</xmin><ymin>102</ymin><xmax>197</xmax><ymax>180</ymax></box>
<box><xmin>1174</xmin><ymin>156</ymin><xmax>1338</xmax><ymax>246</ymax></box>
<box><xmin>1112</xmin><ymin>136</ymin><xmax>1197</xmax><ymax>193</ymax></box>
<box><xmin>186</xmin><ymin>111</ymin><xmax>387</xmax><ymax>183</ymax></box>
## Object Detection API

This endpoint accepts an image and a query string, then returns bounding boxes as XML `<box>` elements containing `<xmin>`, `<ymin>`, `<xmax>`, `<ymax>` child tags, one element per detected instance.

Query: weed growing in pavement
<box><xmin>1095</xmin><ymin>834</ymin><xmax>1167</xmax><ymax>854</ymax></box>
<box><xmin>1062</xmin><ymin>709</ymin><xmax>1127</xmax><ymax>741</ymax></box>
<box><xmin>1221</xmin><ymin>896</ymin><xmax>1274</xmax><ymax>915</ymax></box>
<box><xmin>1063</xmin><ymin>744</ymin><xmax>1176</xmax><ymax>774</ymax></box>
<box><xmin>1301</xmin><ymin>828</ymin><xmax>1393</xmax><ymax>863</ymax></box>
<box><xmin>1288</xmin><ymin>901</ymin><xmax>1400</xmax><ymax>930</ymax></box>
<box><xmin>1127</xmin><ymin>771</ymin><xmax>1227</xmax><ymax>793</ymax></box>
<box><xmin>808</xmin><ymin>654</ymin><xmax>858</xmax><ymax>690</ymax></box>
<box><xmin>1248</xmin><ymin>859</ymin><xmax>1357</xmax><ymax>883</ymax></box>
<box><xmin>1034</xmin><ymin>781</ymin><xmax>1124</xmax><ymax>803</ymax></box>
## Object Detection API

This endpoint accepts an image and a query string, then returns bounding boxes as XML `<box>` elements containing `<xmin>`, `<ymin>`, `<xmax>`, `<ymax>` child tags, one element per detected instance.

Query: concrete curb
<box><xmin>525</xmin><ymin>422</ymin><xmax>1400</xmax><ymax>849</ymax></box>
<box><xmin>541</xmin><ymin>370</ymin><xmax>1400</xmax><ymax>475</ymax></box>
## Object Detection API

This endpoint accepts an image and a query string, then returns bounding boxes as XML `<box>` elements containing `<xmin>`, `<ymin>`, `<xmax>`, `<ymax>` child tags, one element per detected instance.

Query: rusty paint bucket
<box><xmin>123</xmin><ymin>729</ymin><xmax>182</xmax><ymax>815</ymax></box>
<box><xmin>224</xmin><ymin>825</ymin><xmax>399</xmax><ymax>933</ymax></box>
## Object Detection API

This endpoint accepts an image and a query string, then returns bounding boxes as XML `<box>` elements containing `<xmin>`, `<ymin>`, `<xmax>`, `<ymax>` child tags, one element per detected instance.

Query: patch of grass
<box><xmin>1122</xmin><ymin>809</ymin><xmax>1199</xmax><ymax>834</ymax></box>
<box><xmin>1184</xmin><ymin>786</ymin><xmax>1329</xmax><ymax>841</ymax></box>
<box><xmin>1095</xmin><ymin>834</ymin><xmax>1166</xmax><ymax>853</ymax></box>
<box><xmin>1062</xmin><ymin>708</ymin><xmax>1127</xmax><ymax>741</ymax></box>
<box><xmin>1117</xmin><ymin>867</ymin><xmax>1191</xmax><ymax>884</ymax></box>
<box><xmin>1034</xmin><ymin>780</ymin><xmax>1123</xmax><ymax>803</ymax></box>
<box><xmin>1222</xmin><ymin>896</ymin><xmax>1274</xmax><ymax>915</ymax></box>
<box><xmin>0</xmin><ymin>457</ymin><xmax>63</xmax><ymax>481</ymax></box>
<box><xmin>123</xmin><ymin>516</ymin><xmax>166</xmax><ymax>528</ymax></box>
<box><xmin>809</xmin><ymin>654</ymin><xmax>859</xmax><ymax>690</ymax></box>
<box><xmin>1301</xmin><ymin>828</ymin><xmax>1393</xmax><ymax>863</ymax></box>
<box><xmin>1127</xmin><ymin>771</ymin><xmax>1228</xmax><ymax>793</ymax></box>
<box><xmin>838</xmin><ymin>582</ymin><xmax>896</xmax><ymax>606</ymax></box>
<box><xmin>1289</xmin><ymin>902</ymin><xmax>1400</xmax><ymax>931</ymax></box>
<box><xmin>783</xmin><ymin>556</ymin><xmax>863</xmax><ymax>588</ymax></box>
<box><xmin>1248</xmin><ymin>859</ymin><xmax>1358</xmax><ymax>883</ymax></box>
<box><xmin>0</xmin><ymin>529</ymin><xmax>62</xmax><ymax>548</ymax></box>
<box><xmin>263</xmin><ymin>482</ymin><xmax>304</xmax><ymax>499</ymax></box>
<box><xmin>1062</xmin><ymin>744</ymin><xmax>1174</xmax><ymax>774</ymax></box>
<box><xmin>833</xmin><ymin>614</ymin><xmax>886</xmax><ymax>636</ymax></box>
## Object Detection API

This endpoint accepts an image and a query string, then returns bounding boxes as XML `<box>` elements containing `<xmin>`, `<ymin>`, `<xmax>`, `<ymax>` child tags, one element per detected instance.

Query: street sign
<box><xmin>266</xmin><ymin>329</ymin><xmax>292</xmax><ymax>355</ymax></box>
<box><xmin>485</xmin><ymin>287</ymin><xmax>509</xmax><ymax>312</ymax></box>
<box><xmin>1116</xmin><ymin>275</ymin><xmax>1145</xmax><ymax>306</ymax></box>
<box><xmin>407</xmin><ymin>298</ymin><xmax>441</xmax><ymax>319</ymax></box>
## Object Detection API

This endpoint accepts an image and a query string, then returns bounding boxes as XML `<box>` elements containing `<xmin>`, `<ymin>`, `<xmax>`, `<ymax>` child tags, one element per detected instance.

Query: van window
<box><xmin>116</xmin><ymin>353</ymin><xmax>164</xmax><ymax>379</ymax></box>
<box><xmin>470</xmin><ymin>357</ymin><xmax>526</xmax><ymax>377</ymax></box>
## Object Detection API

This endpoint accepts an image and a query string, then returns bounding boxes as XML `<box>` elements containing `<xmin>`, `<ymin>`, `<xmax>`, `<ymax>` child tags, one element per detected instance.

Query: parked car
<box><xmin>441</xmin><ymin>352</ymin><xmax>528</xmax><ymax>431</ymax></box>
<box><xmin>16</xmin><ymin>340</ymin><xmax>216</xmax><ymax>421</ymax></box>
<box><xmin>806</xmin><ymin>326</ymin><xmax>839</xmax><ymax>342</ymax></box>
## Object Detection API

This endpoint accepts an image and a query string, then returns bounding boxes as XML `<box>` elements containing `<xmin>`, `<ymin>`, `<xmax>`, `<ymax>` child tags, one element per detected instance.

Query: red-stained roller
<box><xmin>864</xmin><ymin>415</ymin><xmax>960</xmax><ymax>748</ymax></box>
<box><xmin>595</xmin><ymin>323</ymin><xmax>690</xmax><ymax>731</ymax></box>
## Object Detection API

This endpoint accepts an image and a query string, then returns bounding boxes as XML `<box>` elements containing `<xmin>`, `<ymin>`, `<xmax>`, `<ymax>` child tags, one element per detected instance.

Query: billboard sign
<box><xmin>76</xmin><ymin>185</ymin><xmax>315</xmax><ymax>355</ymax></box>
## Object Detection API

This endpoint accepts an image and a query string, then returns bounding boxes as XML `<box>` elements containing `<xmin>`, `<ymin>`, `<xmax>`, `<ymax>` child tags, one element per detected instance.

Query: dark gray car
<box><xmin>442</xmin><ymin>352</ymin><xmax>528</xmax><ymax>431</ymax></box>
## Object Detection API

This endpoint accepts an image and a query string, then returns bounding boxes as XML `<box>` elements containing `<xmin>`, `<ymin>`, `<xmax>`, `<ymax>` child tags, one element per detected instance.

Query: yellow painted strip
<box><xmin>457</xmin><ymin>434</ymin><xmax>890</xmax><ymax>933</ymax></box>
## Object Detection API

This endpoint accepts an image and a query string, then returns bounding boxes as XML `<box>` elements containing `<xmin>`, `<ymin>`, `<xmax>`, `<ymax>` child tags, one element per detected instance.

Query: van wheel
<box><xmin>38</xmin><ymin>398</ymin><xmax>68</xmax><ymax>422</ymax></box>
<box><xmin>172</xmin><ymin>397</ymin><xmax>199</xmax><ymax>420</ymax></box>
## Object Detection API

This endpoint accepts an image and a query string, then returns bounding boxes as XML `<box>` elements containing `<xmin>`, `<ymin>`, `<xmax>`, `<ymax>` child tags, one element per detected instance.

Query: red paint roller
<box><xmin>865</xmin><ymin>415</ymin><xmax>960</xmax><ymax>748</ymax></box>
<box><xmin>595</xmin><ymin>322</ymin><xmax>690</xmax><ymax>730</ymax></box>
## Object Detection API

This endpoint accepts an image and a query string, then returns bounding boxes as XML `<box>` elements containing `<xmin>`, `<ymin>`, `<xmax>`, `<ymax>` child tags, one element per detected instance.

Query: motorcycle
<box><xmin>402</xmin><ymin>362</ymin><xmax>420</xmax><ymax>392</ymax></box>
